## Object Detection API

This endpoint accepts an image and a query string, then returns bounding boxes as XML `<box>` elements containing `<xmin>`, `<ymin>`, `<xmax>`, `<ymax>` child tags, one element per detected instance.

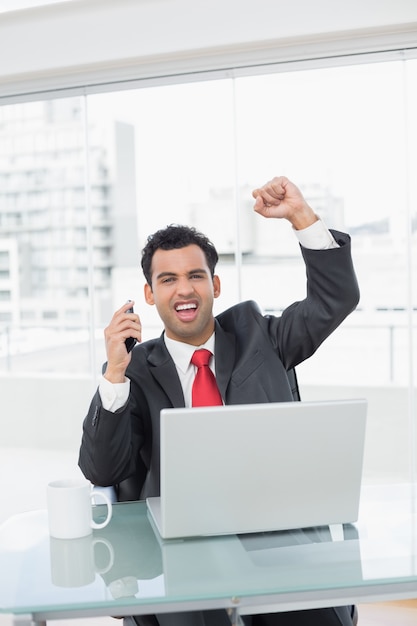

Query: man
<box><xmin>79</xmin><ymin>176</ymin><xmax>360</xmax><ymax>626</ymax></box>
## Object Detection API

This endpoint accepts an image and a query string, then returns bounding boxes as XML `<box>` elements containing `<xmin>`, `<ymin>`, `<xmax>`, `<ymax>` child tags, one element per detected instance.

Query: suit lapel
<box><xmin>214</xmin><ymin>320</ymin><xmax>235</xmax><ymax>399</ymax></box>
<box><xmin>146</xmin><ymin>325</ymin><xmax>235</xmax><ymax>407</ymax></box>
<box><xmin>147</xmin><ymin>336</ymin><xmax>185</xmax><ymax>408</ymax></box>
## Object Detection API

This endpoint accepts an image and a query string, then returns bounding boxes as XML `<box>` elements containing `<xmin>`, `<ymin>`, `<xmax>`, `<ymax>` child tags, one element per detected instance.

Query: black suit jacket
<box><xmin>79</xmin><ymin>231</ymin><xmax>359</xmax><ymax>501</ymax></box>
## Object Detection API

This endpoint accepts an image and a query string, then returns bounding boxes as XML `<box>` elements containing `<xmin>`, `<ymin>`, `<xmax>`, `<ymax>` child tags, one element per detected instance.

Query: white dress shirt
<box><xmin>99</xmin><ymin>218</ymin><xmax>338</xmax><ymax>412</ymax></box>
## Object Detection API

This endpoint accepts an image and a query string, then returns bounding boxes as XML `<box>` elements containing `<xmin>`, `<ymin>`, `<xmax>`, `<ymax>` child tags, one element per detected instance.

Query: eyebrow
<box><xmin>155</xmin><ymin>268</ymin><xmax>209</xmax><ymax>280</ymax></box>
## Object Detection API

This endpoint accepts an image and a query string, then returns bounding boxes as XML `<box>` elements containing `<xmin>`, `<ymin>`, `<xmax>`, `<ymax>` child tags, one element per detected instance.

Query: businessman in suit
<box><xmin>79</xmin><ymin>176</ymin><xmax>360</xmax><ymax>626</ymax></box>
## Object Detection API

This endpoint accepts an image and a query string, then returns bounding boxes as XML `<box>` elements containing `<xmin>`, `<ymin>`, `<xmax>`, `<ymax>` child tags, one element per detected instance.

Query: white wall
<box><xmin>0</xmin><ymin>374</ymin><xmax>413</xmax><ymax>485</ymax></box>
<box><xmin>0</xmin><ymin>374</ymin><xmax>93</xmax><ymax>449</ymax></box>
<box><xmin>1</xmin><ymin>0</ymin><xmax>417</xmax><ymax>98</ymax></box>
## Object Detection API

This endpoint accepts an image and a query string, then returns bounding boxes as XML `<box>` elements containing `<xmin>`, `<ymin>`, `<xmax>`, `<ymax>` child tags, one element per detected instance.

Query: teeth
<box><xmin>176</xmin><ymin>303</ymin><xmax>197</xmax><ymax>311</ymax></box>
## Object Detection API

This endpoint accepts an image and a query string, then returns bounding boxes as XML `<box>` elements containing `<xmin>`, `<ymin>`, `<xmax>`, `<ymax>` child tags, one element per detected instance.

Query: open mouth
<box><xmin>175</xmin><ymin>302</ymin><xmax>198</xmax><ymax>321</ymax></box>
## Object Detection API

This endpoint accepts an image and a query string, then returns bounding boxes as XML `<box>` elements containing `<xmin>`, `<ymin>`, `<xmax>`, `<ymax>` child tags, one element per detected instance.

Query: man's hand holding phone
<box><xmin>103</xmin><ymin>301</ymin><xmax>142</xmax><ymax>383</ymax></box>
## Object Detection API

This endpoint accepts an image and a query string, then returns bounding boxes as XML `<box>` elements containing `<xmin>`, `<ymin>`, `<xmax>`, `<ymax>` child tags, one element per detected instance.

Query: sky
<box><xmin>87</xmin><ymin>58</ymin><xmax>417</xmax><ymax>229</ymax></box>
<box><xmin>2</xmin><ymin>1</ymin><xmax>416</xmax><ymax>228</ymax></box>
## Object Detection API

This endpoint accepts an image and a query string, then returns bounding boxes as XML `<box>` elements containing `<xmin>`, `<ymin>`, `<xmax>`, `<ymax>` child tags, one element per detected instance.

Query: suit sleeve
<box><xmin>269</xmin><ymin>229</ymin><xmax>359</xmax><ymax>369</ymax></box>
<box><xmin>78</xmin><ymin>386</ymin><xmax>144</xmax><ymax>487</ymax></box>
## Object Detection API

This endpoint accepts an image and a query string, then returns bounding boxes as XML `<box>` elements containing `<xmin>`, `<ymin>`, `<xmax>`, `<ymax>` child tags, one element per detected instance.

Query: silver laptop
<box><xmin>146</xmin><ymin>399</ymin><xmax>367</xmax><ymax>539</ymax></box>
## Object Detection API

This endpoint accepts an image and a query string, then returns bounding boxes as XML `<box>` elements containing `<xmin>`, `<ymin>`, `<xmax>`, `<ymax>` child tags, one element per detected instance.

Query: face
<box><xmin>144</xmin><ymin>244</ymin><xmax>221</xmax><ymax>346</ymax></box>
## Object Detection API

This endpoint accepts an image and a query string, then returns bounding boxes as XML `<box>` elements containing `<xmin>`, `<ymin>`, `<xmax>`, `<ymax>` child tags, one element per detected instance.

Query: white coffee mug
<box><xmin>47</xmin><ymin>478</ymin><xmax>112</xmax><ymax>539</ymax></box>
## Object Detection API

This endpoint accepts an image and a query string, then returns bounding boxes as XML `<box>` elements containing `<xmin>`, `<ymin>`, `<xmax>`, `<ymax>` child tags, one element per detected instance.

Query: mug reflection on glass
<box><xmin>50</xmin><ymin>534</ymin><xmax>114</xmax><ymax>588</ymax></box>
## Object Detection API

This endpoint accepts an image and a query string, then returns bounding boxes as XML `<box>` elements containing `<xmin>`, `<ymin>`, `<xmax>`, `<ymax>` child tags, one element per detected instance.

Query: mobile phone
<box><xmin>125</xmin><ymin>301</ymin><xmax>137</xmax><ymax>353</ymax></box>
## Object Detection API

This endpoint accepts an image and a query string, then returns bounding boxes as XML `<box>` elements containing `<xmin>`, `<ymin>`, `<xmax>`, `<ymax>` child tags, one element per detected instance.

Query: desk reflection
<box><xmin>83</xmin><ymin>507</ymin><xmax>363</xmax><ymax>599</ymax></box>
<box><xmin>2</xmin><ymin>487</ymin><xmax>417</xmax><ymax>620</ymax></box>
<box><xmin>154</xmin><ymin>522</ymin><xmax>362</xmax><ymax>597</ymax></box>
<box><xmin>92</xmin><ymin>504</ymin><xmax>163</xmax><ymax>598</ymax></box>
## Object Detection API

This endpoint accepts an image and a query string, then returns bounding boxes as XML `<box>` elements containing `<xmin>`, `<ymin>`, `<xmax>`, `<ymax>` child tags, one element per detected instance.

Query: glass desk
<box><xmin>1</xmin><ymin>484</ymin><xmax>417</xmax><ymax>625</ymax></box>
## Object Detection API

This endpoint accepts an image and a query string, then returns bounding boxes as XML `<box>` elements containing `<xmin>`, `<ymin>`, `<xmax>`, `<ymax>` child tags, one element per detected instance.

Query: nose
<box><xmin>177</xmin><ymin>276</ymin><xmax>195</xmax><ymax>296</ymax></box>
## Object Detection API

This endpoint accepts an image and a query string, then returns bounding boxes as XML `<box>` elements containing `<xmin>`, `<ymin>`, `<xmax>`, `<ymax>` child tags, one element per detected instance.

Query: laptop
<box><xmin>146</xmin><ymin>399</ymin><xmax>367</xmax><ymax>539</ymax></box>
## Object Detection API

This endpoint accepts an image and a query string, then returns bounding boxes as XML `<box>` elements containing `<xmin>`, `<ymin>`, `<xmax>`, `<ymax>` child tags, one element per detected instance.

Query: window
<box><xmin>1</xmin><ymin>52</ymin><xmax>416</xmax><ymax>523</ymax></box>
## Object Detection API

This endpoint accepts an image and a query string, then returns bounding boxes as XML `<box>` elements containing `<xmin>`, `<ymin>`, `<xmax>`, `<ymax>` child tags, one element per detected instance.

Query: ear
<box><xmin>213</xmin><ymin>275</ymin><xmax>221</xmax><ymax>299</ymax></box>
<box><xmin>144</xmin><ymin>283</ymin><xmax>154</xmax><ymax>305</ymax></box>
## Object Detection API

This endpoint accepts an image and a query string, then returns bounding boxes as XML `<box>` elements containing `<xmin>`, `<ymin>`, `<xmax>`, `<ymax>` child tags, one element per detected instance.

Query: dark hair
<box><xmin>141</xmin><ymin>224</ymin><xmax>219</xmax><ymax>286</ymax></box>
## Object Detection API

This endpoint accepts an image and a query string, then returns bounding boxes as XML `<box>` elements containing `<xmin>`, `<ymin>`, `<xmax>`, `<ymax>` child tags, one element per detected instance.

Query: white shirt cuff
<box><xmin>99</xmin><ymin>375</ymin><xmax>130</xmax><ymax>412</ymax></box>
<box><xmin>294</xmin><ymin>217</ymin><xmax>339</xmax><ymax>250</ymax></box>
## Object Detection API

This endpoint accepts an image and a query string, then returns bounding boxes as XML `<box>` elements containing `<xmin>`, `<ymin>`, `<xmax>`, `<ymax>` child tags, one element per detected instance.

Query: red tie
<box><xmin>191</xmin><ymin>349</ymin><xmax>223</xmax><ymax>407</ymax></box>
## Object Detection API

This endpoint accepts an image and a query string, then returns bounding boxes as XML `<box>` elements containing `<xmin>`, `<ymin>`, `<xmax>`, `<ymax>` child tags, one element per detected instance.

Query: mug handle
<box><xmin>90</xmin><ymin>490</ymin><xmax>112</xmax><ymax>530</ymax></box>
<box><xmin>92</xmin><ymin>537</ymin><xmax>115</xmax><ymax>574</ymax></box>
